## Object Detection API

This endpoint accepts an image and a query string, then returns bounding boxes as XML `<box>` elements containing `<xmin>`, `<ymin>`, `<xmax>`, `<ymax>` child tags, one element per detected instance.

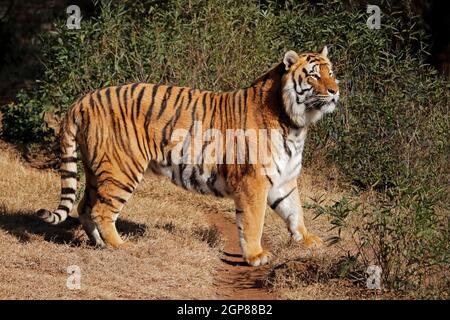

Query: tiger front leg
<box><xmin>268</xmin><ymin>179</ymin><xmax>323</xmax><ymax>247</ymax></box>
<box><xmin>234</xmin><ymin>181</ymin><xmax>271</xmax><ymax>267</ymax></box>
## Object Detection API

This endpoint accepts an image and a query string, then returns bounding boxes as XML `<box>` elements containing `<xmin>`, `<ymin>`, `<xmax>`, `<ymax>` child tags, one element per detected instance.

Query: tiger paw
<box><xmin>116</xmin><ymin>237</ymin><xmax>135</xmax><ymax>250</ymax></box>
<box><xmin>245</xmin><ymin>250</ymin><xmax>271</xmax><ymax>267</ymax></box>
<box><xmin>107</xmin><ymin>238</ymin><xmax>129</xmax><ymax>249</ymax></box>
<box><xmin>303</xmin><ymin>233</ymin><xmax>324</xmax><ymax>248</ymax></box>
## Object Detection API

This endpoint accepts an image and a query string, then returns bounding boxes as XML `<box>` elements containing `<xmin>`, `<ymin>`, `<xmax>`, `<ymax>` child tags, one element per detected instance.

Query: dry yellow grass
<box><xmin>0</xmin><ymin>142</ymin><xmax>221</xmax><ymax>299</ymax></box>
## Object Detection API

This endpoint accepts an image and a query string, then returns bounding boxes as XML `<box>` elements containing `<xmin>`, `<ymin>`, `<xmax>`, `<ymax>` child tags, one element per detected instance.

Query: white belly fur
<box><xmin>149</xmin><ymin>161</ymin><xmax>229</xmax><ymax>197</ymax></box>
<box><xmin>148</xmin><ymin>128</ymin><xmax>307</xmax><ymax>196</ymax></box>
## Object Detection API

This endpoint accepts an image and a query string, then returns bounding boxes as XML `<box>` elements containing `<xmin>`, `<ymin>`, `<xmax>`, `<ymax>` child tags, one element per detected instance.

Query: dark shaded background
<box><xmin>0</xmin><ymin>0</ymin><xmax>448</xmax><ymax>105</ymax></box>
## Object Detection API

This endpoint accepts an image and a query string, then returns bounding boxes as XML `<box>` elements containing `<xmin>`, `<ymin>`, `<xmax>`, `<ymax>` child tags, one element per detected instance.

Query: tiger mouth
<box><xmin>304</xmin><ymin>96</ymin><xmax>337</xmax><ymax>111</ymax></box>
<box><xmin>304</xmin><ymin>98</ymin><xmax>327</xmax><ymax>111</ymax></box>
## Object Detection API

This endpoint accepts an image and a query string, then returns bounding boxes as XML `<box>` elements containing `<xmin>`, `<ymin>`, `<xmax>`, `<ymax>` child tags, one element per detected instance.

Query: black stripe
<box><xmin>61</xmin><ymin>187</ymin><xmax>76</xmax><ymax>194</ymax></box>
<box><xmin>96</xmin><ymin>169</ymin><xmax>111</xmax><ymax>178</ymax></box>
<box><xmin>257</xmin><ymin>85</ymin><xmax>270</xmax><ymax>133</ymax></box>
<box><xmin>57</xmin><ymin>205</ymin><xmax>70</xmax><ymax>213</ymax></box>
<box><xmin>90</xmin><ymin>94</ymin><xmax>105</xmax><ymax>166</ymax></box>
<box><xmin>157</xmin><ymin>86</ymin><xmax>173</xmax><ymax>119</ymax></box>
<box><xmin>130</xmin><ymin>88</ymin><xmax>149</xmax><ymax>161</ymax></box>
<box><xmin>283</xmin><ymin>139</ymin><xmax>292</xmax><ymax>157</ymax></box>
<box><xmin>231</xmin><ymin>91</ymin><xmax>238</xmax><ymax>128</ymax></box>
<box><xmin>270</xmin><ymin>188</ymin><xmax>296</xmax><ymax>210</ymax></box>
<box><xmin>172</xmin><ymin>87</ymin><xmax>184</xmax><ymax>114</ymax></box>
<box><xmin>136</xmin><ymin>84</ymin><xmax>145</xmax><ymax>116</ymax></box>
<box><xmin>236</xmin><ymin>90</ymin><xmax>242</xmax><ymax>128</ymax></box>
<box><xmin>79</xmin><ymin>99</ymin><xmax>90</xmax><ymax>137</ymax></box>
<box><xmin>60</xmin><ymin>170</ymin><xmax>77</xmax><ymax>179</ymax></box>
<box><xmin>206</xmin><ymin>171</ymin><xmax>223</xmax><ymax>197</ymax></box>
<box><xmin>107</xmin><ymin>88</ymin><xmax>130</xmax><ymax>169</ymax></box>
<box><xmin>105</xmin><ymin>88</ymin><xmax>112</xmax><ymax>109</ymax></box>
<box><xmin>96</xmin><ymin>153</ymin><xmax>109</xmax><ymax>167</ymax></box>
<box><xmin>242</xmin><ymin>89</ymin><xmax>248</xmax><ymax>129</ymax></box>
<box><xmin>179</xmin><ymin>164</ymin><xmax>187</xmax><ymax>189</ymax></box>
<box><xmin>123</xmin><ymin>85</ymin><xmax>130</xmax><ymax>116</ymax></box>
<box><xmin>97</xmin><ymin>195</ymin><xmax>116</xmax><ymax>208</ymax></box>
<box><xmin>116</xmin><ymin>86</ymin><xmax>136</xmax><ymax>165</ymax></box>
<box><xmin>209</xmin><ymin>93</ymin><xmax>217</xmax><ymax>129</ymax></box>
<box><xmin>133</xmin><ymin>87</ymin><xmax>151</xmax><ymax>161</ymax></box>
<box><xmin>89</xmin><ymin>94</ymin><xmax>98</xmax><ymax>119</ymax></box>
<box><xmin>53</xmin><ymin>211</ymin><xmax>62</xmax><ymax>221</ymax></box>
<box><xmin>185</xmin><ymin>89</ymin><xmax>193</xmax><ymax>110</ymax></box>
<box><xmin>264</xmin><ymin>171</ymin><xmax>273</xmax><ymax>185</ymax></box>
<box><xmin>223</xmin><ymin>93</ymin><xmax>230</xmax><ymax>133</ymax></box>
<box><xmin>189</xmin><ymin>167</ymin><xmax>200</xmax><ymax>193</ymax></box>
<box><xmin>201</xmin><ymin>92</ymin><xmax>210</xmax><ymax>123</ymax></box>
<box><xmin>218</xmin><ymin>94</ymin><xmax>223</xmax><ymax>133</ymax></box>
<box><xmin>103</xmin><ymin>177</ymin><xmax>134</xmax><ymax>194</ymax></box>
<box><xmin>163</xmin><ymin>90</ymin><xmax>186</xmax><ymax>150</ymax></box>
<box><xmin>146</xmin><ymin>85</ymin><xmax>160</xmax><ymax>121</ymax></box>
<box><xmin>291</xmin><ymin>71</ymin><xmax>298</xmax><ymax>92</ymax></box>
<box><xmin>111</xmin><ymin>195</ymin><xmax>127</xmax><ymax>204</ymax></box>
<box><xmin>191</xmin><ymin>94</ymin><xmax>200</xmax><ymax>123</ymax></box>
<box><xmin>94</xmin><ymin>90</ymin><xmax>105</xmax><ymax>118</ymax></box>
<box><xmin>110</xmin><ymin>147</ymin><xmax>141</xmax><ymax>184</ymax></box>
<box><xmin>171</xmin><ymin>90</ymin><xmax>188</xmax><ymax>129</ymax></box>
<box><xmin>151</xmin><ymin>136</ymin><xmax>160</xmax><ymax>160</ymax></box>
<box><xmin>116</xmin><ymin>86</ymin><xmax>127</xmax><ymax>125</ymax></box>
<box><xmin>130</xmin><ymin>83</ymin><xmax>140</xmax><ymax>96</ymax></box>
<box><xmin>143</xmin><ymin>85</ymin><xmax>160</xmax><ymax>158</ymax></box>
<box><xmin>61</xmin><ymin>157</ymin><xmax>77</xmax><ymax>163</ymax></box>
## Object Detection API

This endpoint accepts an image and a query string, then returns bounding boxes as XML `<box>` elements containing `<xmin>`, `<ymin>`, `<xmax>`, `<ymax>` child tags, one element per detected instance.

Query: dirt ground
<box><xmin>0</xmin><ymin>141</ymin><xmax>392</xmax><ymax>299</ymax></box>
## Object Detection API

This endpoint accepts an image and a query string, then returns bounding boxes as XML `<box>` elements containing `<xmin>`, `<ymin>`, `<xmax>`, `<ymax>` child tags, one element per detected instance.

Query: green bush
<box><xmin>307</xmin><ymin>193</ymin><xmax>448</xmax><ymax>298</ymax></box>
<box><xmin>1</xmin><ymin>0</ymin><xmax>448</xmax><ymax>297</ymax></box>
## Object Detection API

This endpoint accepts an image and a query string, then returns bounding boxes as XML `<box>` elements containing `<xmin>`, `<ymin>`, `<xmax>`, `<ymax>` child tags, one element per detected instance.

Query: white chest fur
<box><xmin>267</xmin><ymin>127</ymin><xmax>307</xmax><ymax>187</ymax></box>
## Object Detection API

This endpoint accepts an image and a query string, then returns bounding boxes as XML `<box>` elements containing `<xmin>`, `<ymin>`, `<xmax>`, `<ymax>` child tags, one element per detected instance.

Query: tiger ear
<box><xmin>320</xmin><ymin>46</ymin><xmax>328</xmax><ymax>58</ymax></box>
<box><xmin>283</xmin><ymin>50</ymin><xmax>299</xmax><ymax>70</ymax></box>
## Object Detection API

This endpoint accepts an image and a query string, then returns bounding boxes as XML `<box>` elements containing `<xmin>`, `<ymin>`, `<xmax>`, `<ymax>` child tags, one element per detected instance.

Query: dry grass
<box><xmin>0</xmin><ymin>141</ymin><xmax>222</xmax><ymax>299</ymax></box>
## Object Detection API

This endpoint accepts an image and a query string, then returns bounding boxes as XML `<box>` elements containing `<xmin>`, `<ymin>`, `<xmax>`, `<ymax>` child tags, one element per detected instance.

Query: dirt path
<box><xmin>205</xmin><ymin>212</ymin><xmax>276</xmax><ymax>300</ymax></box>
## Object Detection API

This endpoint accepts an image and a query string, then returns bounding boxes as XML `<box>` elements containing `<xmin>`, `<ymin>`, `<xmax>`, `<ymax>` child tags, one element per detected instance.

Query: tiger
<box><xmin>37</xmin><ymin>46</ymin><xmax>339</xmax><ymax>267</ymax></box>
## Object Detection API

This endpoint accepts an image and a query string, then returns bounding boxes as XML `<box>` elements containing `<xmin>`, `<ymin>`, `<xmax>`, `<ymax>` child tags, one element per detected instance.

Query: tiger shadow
<box><xmin>0</xmin><ymin>206</ymin><xmax>147</xmax><ymax>246</ymax></box>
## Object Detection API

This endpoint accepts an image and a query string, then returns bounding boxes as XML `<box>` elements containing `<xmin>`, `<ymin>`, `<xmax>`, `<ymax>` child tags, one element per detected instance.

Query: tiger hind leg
<box><xmin>91</xmin><ymin>202</ymin><xmax>123</xmax><ymax>248</ymax></box>
<box><xmin>90</xmin><ymin>180</ymin><xmax>135</xmax><ymax>248</ymax></box>
<box><xmin>75</xmin><ymin>165</ymin><xmax>105</xmax><ymax>246</ymax></box>
<box><xmin>77</xmin><ymin>187</ymin><xmax>105</xmax><ymax>247</ymax></box>
<box><xmin>234</xmin><ymin>180</ymin><xmax>271</xmax><ymax>267</ymax></box>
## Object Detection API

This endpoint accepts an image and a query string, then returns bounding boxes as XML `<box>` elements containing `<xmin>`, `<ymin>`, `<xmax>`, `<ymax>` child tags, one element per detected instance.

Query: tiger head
<box><xmin>281</xmin><ymin>46</ymin><xmax>339</xmax><ymax>127</ymax></box>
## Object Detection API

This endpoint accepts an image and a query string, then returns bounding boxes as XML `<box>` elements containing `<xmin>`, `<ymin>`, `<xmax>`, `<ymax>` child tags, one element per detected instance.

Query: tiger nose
<box><xmin>328</xmin><ymin>88</ymin><xmax>337</xmax><ymax>94</ymax></box>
